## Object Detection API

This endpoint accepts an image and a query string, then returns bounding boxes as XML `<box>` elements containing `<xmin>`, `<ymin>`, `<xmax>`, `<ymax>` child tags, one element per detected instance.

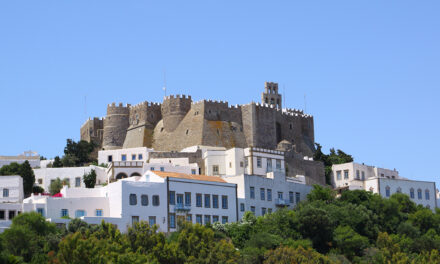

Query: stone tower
<box><xmin>261</xmin><ymin>82</ymin><xmax>282</xmax><ymax>109</ymax></box>
<box><xmin>102</xmin><ymin>103</ymin><xmax>130</xmax><ymax>150</ymax></box>
<box><xmin>161</xmin><ymin>95</ymin><xmax>192</xmax><ymax>132</ymax></box>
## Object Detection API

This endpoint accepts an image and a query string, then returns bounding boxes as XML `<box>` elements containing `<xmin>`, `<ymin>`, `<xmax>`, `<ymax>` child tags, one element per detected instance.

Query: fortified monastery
<box><xmin>81</xmin><ymin>82</ymin><xmax>325</xmax><ymax>185</ymax></box>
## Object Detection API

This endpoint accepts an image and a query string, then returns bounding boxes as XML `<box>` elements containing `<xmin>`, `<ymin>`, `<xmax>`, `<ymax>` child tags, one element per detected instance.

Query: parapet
<box><xmin>107</xmin><ymin>102</ymin><xmax>131</xmax><ymax>115</ymax></box>
<box><xmin>163</xmin><ymin>94</ymin><xmax>192</xmax><ymax>100</ymax></box>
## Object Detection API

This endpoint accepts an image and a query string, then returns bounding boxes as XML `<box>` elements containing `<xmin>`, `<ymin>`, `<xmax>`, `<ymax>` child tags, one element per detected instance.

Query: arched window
<box><xmin>385</xmin><ymin>186</ymin><xmax>391</xmax><ymax>197</ymax></box>
<box><xmin>417</xmin><ymin>189</ymin><xmax>422</xmax><ymax>200</ymax></box>
<box><xmin>425</xmin><ymin>189</ymin><xmax>430</xmax><ymax>200</ymax></box>
<box><xmin>130</xmin><ymin>172</ymin><xmax>141</xmax><ymax>177</ymax></box>
<box><xmin>116</xmin><ymin>173</ymin><xmax>128</xmax><ymax>180</ymax></box>
<box><xmin>410</xmin><ymin>188</ymin><xmax>415</xmax><ymax>199</ymax></box>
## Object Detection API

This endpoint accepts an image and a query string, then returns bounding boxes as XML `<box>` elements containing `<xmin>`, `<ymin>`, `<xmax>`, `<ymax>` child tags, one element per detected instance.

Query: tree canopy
<box><xmin>0</xmin><ymin>161</ymin><xmax>35</xmax><ymax>197</ymax></box>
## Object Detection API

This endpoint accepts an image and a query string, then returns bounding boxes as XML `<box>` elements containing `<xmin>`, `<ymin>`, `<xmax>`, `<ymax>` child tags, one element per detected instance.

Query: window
<box><xmin>336</xmin><ymin>171</ymin><xmax>342</xmax><ymax>180</ymax></box>
<box><xmin>425</xmin><ymin>190</ymin><xmax>430</xmax><ymax>200</ymax></box>
<box><xmin>418</xmin><ymin>189</ymin><xmax>422</xmax><ymax>200</ymax></box>
<box><xmin>75</xmin><ymin>177</ymin><xmax>81</xmax><ymax>187</ymax></box>
<box><xmin>61</xmin><ymin>209</ymin><xmax>69</xmax><ymax>217</ymax></box>
<box><xmin>185</xmin><ymin>192</ymin><xmax>191</xmax><ymax>206</ymax></box>
<box><xmin>296</xmin><ymin>192</ymin><xmax>301</xmax><ymax>203</ymax></box>
<box><xmin>75</xmin><ymin>210</ymin><xmax>86</xmax><ymax>218</ymax></box>
<box><xmin>169</xmin><ymin>191</ymin><xmax>175</xmax><ymax>205</ymax></box>
<box><xmin>262</xmin><ymin>207</ymin><xmax>266</xmax><ymax>216</ymax></box>
<box><xmin>267</xmin><ymin>158</ymin><xmax>272</xmax><ymax>172</ymax></box>
<box><xmin>186</xmin><ymin>214</ymin><xmax>192</xmax><ymax>222</ymax></box>
<box><xmin>149</xmin><ymin>216</ymin><xmax>156</xmax><ymax>226</ymax></box>
<box><xmin>204</xmin><ymin>215</ymin><xmax>211</xmax><ymax>225</ymax></box>
<box><xmin>141</xmin><ymin>195</ymin><xmax>148</xmax><ymax>206</ymax></box>
<box><xmin>170</xmin><ymin>213</ymin><xmax>176</xmax><ymax>228</ymax></box>
<box><xmin>267</xmin><ymin>189</ymin><xmax>272</xmax><ymax>201</ymax></box>
<box><xmin>3</xmin><ymin>189</ymin><xmax>9</xmax><ymax>198</ymax></box>
<box><xmin>213</xmin><ymin>195</ymin><xmax>219</xmax><ymax>208</ymax></box>
<box><xmin>222</xmin><ymin>216</ymin><xmax>228</xmax><ymax>224</ymax></box>
<box><xmin>132</xmin><ymin>154</ymin><xmax>136</xmax><ymax>160</ymax></box>
<box><xmin>204</xmin><ymin>194</ymin><xmax>211</xmax><ymax>208</ymax></box>
<box><xmin>361</xmin><ymin>171</ymin><xmax>365</xmax><ymax>180</ymax></box>
<box><xmin>240</xmin><ymin>203</ymin><xmax>245</xmax><ymax>212</ymax></box>
<box><xmin>0</xmin><ymin>210</ymin><xmax>4</xmax><ymax>220</ymax></box>
<box><xmin>8</xmin><ymin>211</ymin><xmax>15</xmax><ymax>220</ymax></box>
<box><xmin>121</xmin><ymin>155</ymin><xmax>127</xmax><ymax>161</ymax></box>
<box><xmin>150</xmin><ymin>167</ymin><xmax>155</xmax><ymax>171</ymax></box>
<box><xmin>240</xmin><ymin>161</ymin><xmax>244</xmax><ymax>167</ymax></box>
<box><xmin>108</xmin><ymin>155</ymin><xmax>113</xmax><ymax>162</ymax></box>
<box><xmin>213</xmin><ymin>165</ymin><xmax>219</xmax><ymax>175</ymax></box>
<box><xmin>96</xmin><ymin>209</ymin><xmax>103</xmax><ymax>216</ymax></box>
<box><xmin>278</xmin><ymin>192</ymin><xmax>283</xmax><ymax>199</ymax></box>
<box><xmin>160</xmin><ymin>167</ymin><xmax>165</xmax><ymax>172</ymax></box>
<box><xmin>410</xmin><ymin>188</ymin><xmax>415</xmax><ymax>199</ymax></box>
<box><xmin>260</xmin><ymin>188</ymin><xmax>265</xmax><ymax>200</ymax></box>
<box><xmin>196</xmin><ymin>193</ymin><xmax>202</xmax><ymax>207</ymax></box>
<box><xmin>38</xmin><ymin>179</ymin><xmax>43</xmax><ymax>184</ymax></box>
<box><xmin>268</xmin><ymin>208</ymin><xmax>272</xmax><ymax>214</ymax></box>
<box><xmin>138</xmin><ymin>154</ymin><xmax>143</xmax><ymax>160</ymax></box>
<box><xmin>257</xmin><ymin>157</ymin><xmax>262</xmax><ymax>168</ymax></box>
<box><xmin>191</xmin><ymin>169</ymin><xmax>196</xmax><ymax>175</ymax></box>
<box><xmin>344</xmin><ymin>170</ymin><xmax>349</xmax><ymax>179</ymax></box>
<box><xmin>213</xmin><ymin>215</ymin><xmax>219</xmax><ymax>223</ymax></box>
<box><xmin>386</xmin><ymin>186</ymin><xmax>391</xmax><ymax>197</ymax></box>
<box><xmin>129</xmin><ymin>194</ymin><xmax>137</xmax><ymax>205</ymax></box>
<box><xmin>37</xmin><ymin>208</ymin><xmax>44</xmax><ymax>216</ymax></box>
<box><xmin>222</xmin><ymin>196</ymin><xmax>228</xmax><ymax>209</ymax></box>
<box><xmin>356</xmin><ymin>170</ymin><xmax>360</xmax><ymax>179</ymax></box>
<box><xmin>250</xmin><ymin>206</ymin><xmax>256</xmax><ymax>213</ymax></box>
<box><xmin>176</xmin><ymin>194</ymin><xmax>183</xmax><ymax>205</ymax></box>
<box><xmin>132</xmin><ymin>216</ymin><xmax>139</xmax><ymax>225</ymax></box>
<box><xmin>229</xmin><ymin>162</ymin><xmax>232</xmax><ymax>168</ymax></box>
<box><xmin>276</xmin><ymin>160</ymin><xmax>282</xmax><ymax>170</ymax></box>
<box><xmin>196</xmin><ymin>215</ymin><xmax>202</xmax><ymax>224</ymax></box>
<box><xmin>152</xmin><ymin>195</ymin><xmax>160</xmax><ymax>206</ymax></box>
<box><xmin>250</xmin><ymin>187</ymin><xmax>255</xmax><ymax>199</ymax></box>
<box><xmin>289</xmin><ymin>192</ymin><xmax>294</xmax><ymax>203</ymax></box>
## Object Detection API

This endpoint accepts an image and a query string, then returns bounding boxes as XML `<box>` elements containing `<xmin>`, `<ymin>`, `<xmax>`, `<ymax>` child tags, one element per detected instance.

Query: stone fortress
<box><xmin>81</xmin><ymin>82</ymin><xmax>325</xmax><ymax>185</ymax></box>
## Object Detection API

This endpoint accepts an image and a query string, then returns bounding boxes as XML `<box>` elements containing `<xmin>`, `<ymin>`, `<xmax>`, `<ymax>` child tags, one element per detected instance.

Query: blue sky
<box><xmin>0</xmin><ymin>1</ymin><xmax>439</xmax><ymax>187</ymax></box>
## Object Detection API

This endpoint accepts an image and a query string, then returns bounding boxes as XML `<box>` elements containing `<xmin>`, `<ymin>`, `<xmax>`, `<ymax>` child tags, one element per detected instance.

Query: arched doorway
<box><xmin>116</xmin><ymin>173</ymin><xmax>128</xmax><ymax>180</ymax></box>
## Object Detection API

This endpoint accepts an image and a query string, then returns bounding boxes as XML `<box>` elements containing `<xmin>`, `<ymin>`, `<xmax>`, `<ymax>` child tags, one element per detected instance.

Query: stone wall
<box><xmin>103</xmin><ymin>103</ymin><xmax>130</xmax><ymax>150</ymax></box>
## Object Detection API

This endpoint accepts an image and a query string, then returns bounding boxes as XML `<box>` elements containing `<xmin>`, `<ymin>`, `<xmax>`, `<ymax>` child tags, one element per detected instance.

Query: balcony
<box><xmin>174</xmin><ymin>204</ymin><xmax>191</xmax><ymax>212</ymax></box>
<box><xmin>275</xmin><ymin>198</ymin><xmax>289</xmax><ymax>207</ymax></box>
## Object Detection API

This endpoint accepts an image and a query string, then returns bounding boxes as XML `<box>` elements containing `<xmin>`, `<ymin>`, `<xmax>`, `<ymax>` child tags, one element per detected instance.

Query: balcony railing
<box><xmin>174</xmin><ymin>204</ymin><xmax>191</xmax><ymax>212</ymax></box>
<box><xmin>275</xmin><ymin>198</ymin><xmax>289</xmax><ymax>207</ymax></box>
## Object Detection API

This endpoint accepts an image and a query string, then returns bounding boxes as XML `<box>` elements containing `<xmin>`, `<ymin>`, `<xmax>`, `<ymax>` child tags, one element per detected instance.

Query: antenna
<box><xmin>163</xmin><ymin>70</ymin><xmax>167</xmax><ymax>97</ymax></box>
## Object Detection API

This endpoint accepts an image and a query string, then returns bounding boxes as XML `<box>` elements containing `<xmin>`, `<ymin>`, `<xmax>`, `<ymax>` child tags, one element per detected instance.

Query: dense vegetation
<box><xmin>1</xmin><ymin>186</ymin><xmax>439</xmax><ymax>263</ymax></box>
<box><xmin>52</xmin><ymin>139</ymin><xmax>96</xmax><ymax>168</ymax></box>
<box><xmin>0</xmin><ymin>161</ymin><xmax>35</xmax><ymax>197</ymax></box>
<box><xmin>314</xmin><ymin>143</ymin><xmax>354</xmax><ymax>185</ymax></box>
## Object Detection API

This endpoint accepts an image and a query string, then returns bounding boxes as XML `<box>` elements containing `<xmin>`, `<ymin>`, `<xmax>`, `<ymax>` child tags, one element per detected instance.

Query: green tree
<box><xmin>313</xmin><ymin>143</ymin><xmax>353</xmax><ymax>185</ymax></box>
<box><xmin>0</xmin><ymin>161</ymin><xmax>35</xmax><ymax>197</ymax></box>
<box><xmin>52</xmin><ymin>156</ymin><xmax>63</xmax><ymax>168</ymax></box>
<box><xmin>49</xmin><ymin>178</ymin><xmax>69</xmax><ymax>195</ymax></box>
<box><xmin>333</xmin><ymin>226</ymin><xmax>369</xmax><ymax>259</ymax></box>
<box><xmin>63</xmin><ymin>139</ymin><xmax>96</xmax><ymax>166</ymax></box>
<box><xmin>83</xmin><ymin>169</ymin><xmax>97</xmax><ymax>188</ymax></box>
<box><xmin>32</xmin><ymin>185</ymin><xmax>45</xmax><ymax>194</ymax></box>
<box><xmin>264</xmin><ymin>246</ymin><xmax>333</xmax><ymax>264</ymax></box>
<box><xmin>307</xmin><ymin>185</ymin><xmax>336</xmax><ymax>203</ymax></box>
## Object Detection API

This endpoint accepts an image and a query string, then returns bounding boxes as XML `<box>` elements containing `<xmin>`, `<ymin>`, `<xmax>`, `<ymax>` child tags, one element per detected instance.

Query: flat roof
<box><xmin>151</xmin><ymin>171</ymin><xmax>227</xmax><ymax>183</ymax></box>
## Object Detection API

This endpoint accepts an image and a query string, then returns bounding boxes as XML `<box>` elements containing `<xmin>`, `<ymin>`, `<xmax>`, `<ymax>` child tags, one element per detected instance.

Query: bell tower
<box><xmin>261</xmin><ymin>82</ymin><xmax>282</xmax><ymax>109</ymax></box>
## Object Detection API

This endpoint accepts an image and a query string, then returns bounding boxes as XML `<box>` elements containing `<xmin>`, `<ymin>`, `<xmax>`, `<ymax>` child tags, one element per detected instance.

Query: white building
<box><xmin>0</xmin><ymin>176</ymin><xmax>24</xmax><ymax>232</ymax></box>
<box><xmin>332</xmin><ymin>162</ymin><xmax>437</xmax><ymax>209</ymax></box>
<box><xmin>23</xmin><ymin>170</ymin><xmax>237</xmax><ymax>233</ymax></box>
<box><xmin>98</xmin><ymin>147</ymin><xmax>153</xmax><ymax>165</ymax></box>
<box><xmin>34</xmin><ymin>165</ymin><xmax>108</xmax><ymax>191</ymax></box>
<box><xmin>0</xmin><ymin>151</ymin><xmax>41</xmax><ymax>168</ymax></box>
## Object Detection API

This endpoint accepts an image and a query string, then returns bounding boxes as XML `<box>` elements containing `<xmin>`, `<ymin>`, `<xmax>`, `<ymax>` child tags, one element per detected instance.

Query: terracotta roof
<box><xmin>151</xmin><ymin>171</ymin><xmax>227</xmax><ymax>183</ymax></box>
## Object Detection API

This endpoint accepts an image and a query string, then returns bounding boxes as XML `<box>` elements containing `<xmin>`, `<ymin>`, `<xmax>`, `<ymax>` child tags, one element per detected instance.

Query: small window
<box><xmin>170</xmin><ymin>213</ymin><xmax>176</xmax><ymax>228</ymax></box>
<box><xmin>250</xmin><ymin>187</ymin><xmax>255</xmax><ymax>199</ymax></box>
<box><xmin>361</xmin><ymin>171</ymin><xmax>365</xmax><ymax>180</ymax></box>
<box><xmin>36</xmin><ymin>208</ymin><xmax>44</xmax><ymax>216</ymax></box>
<box><xmin>149</xmin><ymin>216</ymin><xmax>156</xmax><ymax>226</ymax></box>
<box><xmin>191</xmin><ymin>169</ymin><xmax>196</xmax><ymax>175</ymax></box>
<box><xmin>289</xmin><ymin>192</ymin><xmax>294</xmax><ymax>203</ymax></box>
<box><xmin>176</xmin><ymin>194</ymin><xmax>183</xmax><ymax>205</ymax></box>
<box><xmin>267</xmin><ymin>189</ymin><xmax>272</xmax><ymax>201</ymax></box>
<box><xmin>152</xmin><ymin>195</ymin><xmax>160</xmax><ymax>206</ymax></box>
<box><xmin>344</xmin><ymin>170</ymin><xmax>349</xmax><ymax>179</ymax></box>
<box><xmin>160</xmin><ymin>167</ymin><xmax>165</xmax><ymax>172</ymax></box>
<box><xmin>9</xmin><ymin>211</ymin><xmax>15</xmax><ymax>220</ymax></box>
<box><xmin>61</xmin><ymin>209</ymin><xmax>69</xmax><ymax>217</ymax></box>
<box><xmin>141</xmin><ymin>195</ymin><xmax>148</xmax><ymax>206</ymax></box>
<box><xmin>418</xmin><ymin>189</ymin><xmax>422</xmax><ymax>200</ymax></box>
<box><xmin>186</xmin><ymin>129</ymin><xmax>189</xmax><ymax>135</ymax></box>
<box><xmin>132</xmin><ymin>154</ymin><xmax>136</xmax><ymax>160</ymax></box>
<box><xmin>150</xmin><ymin>167</ymin><xmax>155</xmax><ymax>171</ymax></box>
<box><xmin>336</xmin><ymin>171</ymin><xmax>342</xmax><ymax>180</ymax></box>
<box><xmin>410</xmin><ymin>188</ymin><xmax>415</xmax><ymax>199</ymax></box>
<box><xmin>75</xmin><ymin>177</ymin><xmax>81</xmax><ymax>187</ymax></box>
<box><xmin>222</xmin><ymin>195</ymin><xmax>228</xmax><ymax>209</ymax></box>
<box><xmin>196</xmin><ymin>214</ymin><xmax>202</xmax><ymax>224</ymax></box>
<box><xmin>386</xmin><ymin>186</ymin><xmax>391</xmax><ymax>197</ymax></box>
<box><xmin>3</xmin><ymin>189</ymin><xmax>9</xmax><ymax>198</ymax></box>
<box><xmin>268</xmin><ymin>208</ymin><xmax>272</xmax><ymax>214</ymax></box>
<box><xmin>240</xmin><ymin>161</ymin><xmax>244</xmax><ymax>168</ymax></box>
<box><xmin>138</xmin><ymin>154</ymin><xmax>143</xmax><ymax>160</ymax></box>
<box><xmin>169</xmin><ymin>191</ymin><xmax>175</xmax><ymax>205</ymax></box>
<box><xmin>204</xmin><ymin>194</ymin><xmax>211</xmax><ymax>208</ymax></box>
<box><xmin>38</xmin><ymin>179</ymin><xmax>43</xmax><ymax>184</ymax></box>
<box><xmin>250</xmin><ymin>206</ymin><xmax>255</xmax><ymax>213</ymax></box>
<box><xmin>356</xmin><ymin>170</ymin><xmax>360</xmax><ymax>179</ymax></box>
<box><xmin>276</xmin><ymin>160</ymin><xmax>281</xmax><ymax>170</ymax></box>
<box><xmin>75</xmin><ymin>210</ymin><xmax>86</xmax><ymax>218</ymax></box>
<box><xmin>278</xmin><ymin>192</ymin><xmax>283</xmax><ymax>199</ymax></box>
<box><xmin>108</xmin><ymin>155</ymin><xmax>113</xmax><ymax>162</ymax></box>
<box><xmin>185</xmin><ymin>192</ymin><xmax>191</xmax><ymax>206</ymax></box>
<box><xmin>229</xmin><ymin>162</ymin><xmax>232</xmax><ymax>168</ymax></box>
<box><xmin>213</xmin><ymin>165</ymin><xmax>219</xmax><ymax>175</ymax></box>
<box><xmin>257</xmin><ymin>157</ymin><xmax>262</xmax><ymax>168</ymax></box>
<box><xmin>266</xmin><ymin>158</ymin><xmax>272</xmax><ymax>172</ymax></box>
<box><xmin>132</xmin><ymin>216</ymin><xmax>139</xmax><ymax>225</ymax></box>
<box><xmin>196</xmin><ymin>193</ymin><xmax>202</xmax><ymax>207</ymax></box>
<box><xmin>240</xmin><ymin>203</ymin><xmax>245</xmax><ymax>212</ymax></box>
<box><xmin>129</xmin><ymin>194</ymin><xmax>137</xmax><ymax>205</ymax></box>
<box><xmin>213</xmin><ymin>195</ymin><xmax>219</xmax><ymax>208</ymax></box>
<box><xmin>296</xmin><ymin>192</ymin><xmax>301</xmax><ymax>203</ymax></box>
<box><xmin>96</xmin><ymin>209</ymin><xmax>103</xmax><ymax>216</ymax></box>
<box><xmin>121</xmin><ymin>155</ymin><xmax>127</xmax><ymax>161</ymax></box>
<box><xmin>0</xmin><ymin>210</ymin><xmax>4</xmax><ymax>220</ymax></box>
<box><xmin>262</xmin><ymin>207</ymin><xmax>266</xmax><ymax>216</ymax></box>
<box><xmin>425</xmin><ymin>190</ymin><xmax>430</xmax><ymax>200</ymax></box>
<box><xmin>260</xmin><ymin>188</ymin><xmax>265</xmax><ymax>200</ymax></box>
<box><xmin>213</xmin><ymin>215</ymin><xmax>219</xmax><ymax>223</ymax></box>
<box><xmin>222</xmin><ymin>216</ymin><xmax>228</xmax><ymax>224</ymax></box>
<box><xmin>204</xmin><ymin>215</ymin><xmax>211</xmax><ymax>225</ymax></box>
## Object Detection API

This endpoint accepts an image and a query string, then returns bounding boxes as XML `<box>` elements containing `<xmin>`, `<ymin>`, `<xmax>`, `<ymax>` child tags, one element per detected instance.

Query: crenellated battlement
<box><xmin>164</xmin><ymin>94</ymin><xmax>192</xmax><ymax>100</ymax></box>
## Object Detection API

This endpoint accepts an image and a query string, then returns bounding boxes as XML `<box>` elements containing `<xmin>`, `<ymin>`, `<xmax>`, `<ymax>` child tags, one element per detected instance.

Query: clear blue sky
<box><xmin>0</xmin><ymin>1</ymin><xmax>439</xmax><ymax>187</ymax></box>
